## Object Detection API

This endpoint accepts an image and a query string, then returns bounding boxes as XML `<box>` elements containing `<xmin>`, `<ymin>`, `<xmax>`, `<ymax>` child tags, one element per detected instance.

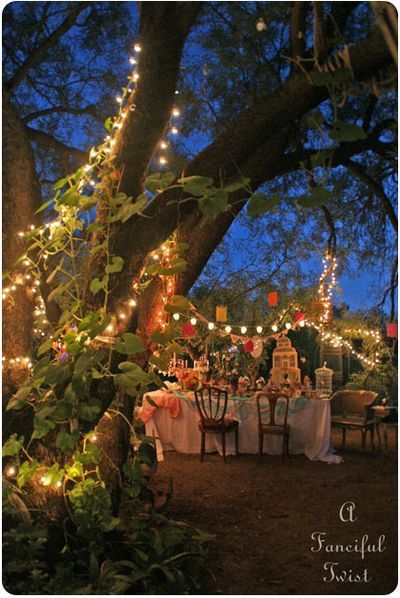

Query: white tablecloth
<box><xmin>143</xmin><ymin>391</ymin><xmax>342</xmax><ymax>464</ymax></box>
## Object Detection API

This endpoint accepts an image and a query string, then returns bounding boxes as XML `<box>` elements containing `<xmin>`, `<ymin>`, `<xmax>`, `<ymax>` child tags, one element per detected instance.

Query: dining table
<box><xmin>138</xmin><ymin>388</ymin><xmax>343</xmax><ymax>464</ymax></box>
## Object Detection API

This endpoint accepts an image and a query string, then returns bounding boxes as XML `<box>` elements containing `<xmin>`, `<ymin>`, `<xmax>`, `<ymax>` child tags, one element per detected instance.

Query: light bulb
<box><xmin>225</xmin><ymin>326</ymin><xmax>232</xmax><ymax>333</ymax></box>
<box><xmin>285</xmin><ymin>323</ymin><xmax>292</xmax><ymax>330</ymax></box>
<box><xmin>271</xmin><ymin>324</ymin><xmax>278</xmax><ymax>332</ymax></box>
<box><xmin>129</xmin><ymin>298</ymin><xmax>137</xmax><ymax>307</ymax></box>
<box><xmin>173</xmin><ymin>313</ymin><xmax>180</xmax><ymax>321</ymax></box>
<box><xmin>172</xmin><ymin>108</ymin><xmax>180</xmax><ymax>117</ymax></box>
<box><xmin>133</xmin><ymin>73</ymin><xmax>139</xmax><ymax>81</ymax></box>
<box><xmin>240</xmin><ymin>326</ymin><xmax>247</xmax><ymax>334</ymax></box>
<box><xmin>299</xmin><ymin>320</ymin><xmax>305</xmax><ymax>327</ymax></box>
<box><xmin>134</xmin><ymin>43</ymin><xmax>141</xmax><ymax>52</ymax></box>
<box><xmin>190</xmin><ymin>318</ymin><xmax>197</xmax><ymax>326</ymax></box>
<box><xmin>6</xmin><ymin>465</ymin><xmax>16</xmax><ymax>477</ymax></box>
<box><xmin>208</xmin><ymin>322</ymin><xmax>215</xmax><ymax>330</ymax></box>
<box><xmin>56</xmin><ymin>480</ymin><xmax>62</xmax><ymax>488</ymax></box>
<box><xmin>106</xmin><ymin>324</ymin><xmax>114</xmax><ymax>333</ymax></box>
<box><xmin>159</xmin><ymin>157</ymin><xmax>167</xmax><ymax>165</ymax></box>
<box><xmin>160</xmin><ymin>141</ymin><xmax>168</xmax><ymax>149</ymax></box>
<box><xmin>116</xmin><ymin>96</ymin><xmax>122</xmax><ymax>103</ymax></box>
<box><xmin>129</xmin><ymin>56</ymin><xmax>136</xmax><ymax>65</ymax></box>
<box><xmin>256</xmin><ymin>17</ymin><xmax>267</xmax><ymax>31</ymax></box>
<box><xmin>171</xmin><ymin>127</ymin><xmax>178</xmax><ymax>135</ymax></box>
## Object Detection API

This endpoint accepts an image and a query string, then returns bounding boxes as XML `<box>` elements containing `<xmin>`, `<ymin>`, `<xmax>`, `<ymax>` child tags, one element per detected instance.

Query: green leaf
<box><xmin>74</xmin><ymin>443</ymin><xmax>100</xmax><ymax>465</ymax></box>
<box><xmin>144</xmin><ymin>173</ymin><xmax>162</xmax><ymax>194</ymax></box>
<box><xmin>247</xmin><ymin>193</ymin><xmax>280</xmax><ymax>217</ymax></box>
<box><xmin>59</xmin><ymin>187</ymin><xmax>81</xmax><ymax>207</ymax></box>
<box><xmin>77</xmin><ymin>400</ymin><xmax>101</xmax><ymax>422</ymax></box>
<box><xmin>56</xmin><ymin>430</ymin><xmax>77</xmax><ymax>452</ymax></box>
<box><xmin>86</xmin><ymin>221</ymin><xmax>103</xmax><ymax>234</ymax></box>
<box><xmin>115</xmin><ymin>333</ymin><xmax>144</xmax><ymax>355</ymax></box>
<box><xmin>53</xmin><ymin>176</ymin><xmax>68</xmax><ymax>190</ymax></box>
<box><xmin>198</xmin><ymin>189</ymin><xmax>228</xmax><ymax>218</ymax></box>
<box><xmin>149</xmin><ymin>354</ymin><xmax>170</xmax><ymax>372</ymax></box>
<box><xmin>151</xmin><ymin>325</ymin><xmax>177</xmax><ymax>346</ymax></box>
<box><xmin>41</xmin><ymin>463</ymin><xmax>64</xmax><ymax>487</ymax></box>
<box><xmin>44</xmin><ymin>361</ymin><xmax>71</xmax><ymax>385</ymax></box>
<box><xmin>105</xmin><ymin>256</ymin><xmax>124</xmax><ymax>274</ymax></box>
<box><xmin>157</xmin><ymin>257</ymin><xmax>187</xmax><ymax>276</ymax></box>
<box><xmin>178</xmin><ymin>175</ymin><xmax>214</xmax><ymax>197</ymax></box>
<box><xmin>74</xmin><ymin>349</ymin><xmax>95</xmax><ymax>375</ymax></box>
<box><xmin>38</xmin><ymin>338</ymin><xmax>53</xmax><ymax>357</ymax></box>
<box><xmin>329</xmin><ymin>120</ymin><xmax>367</xmax><ymax>142</ymax></box>
<box><xmin>223</xmin><ymin>176</ymin><xmax>250</xmax><ymax>193</ymax></box>
<box><xmin>89</xmin><ymin>276</ymin><xmax>108</xmax><ymax>294</ymax></box>
<box><xmin>313</xmin><ymin>68</ymin><xmax>351</xmax><ymax>87</ymax></box>
<box><xmin>297</xmin><ymin>187</ymin><xmax>331</xmax><ymax>208</ymax></box>
<box><xmin>35</xmin><ymin>198</ymin><xmax>54</xmax><ymax>213</ymax></box>
<box><xmin>17</xmin><ymin>460</ymin><xmax>39</xmax><ymax>487</ymax></box>
<box><xmin>6</xmin><ymin>386</ymin><xmax>32</xmax><ymax>411</ymax></box>
<box><xmin>2</xmin><ymin>434</ymin><xmax>24</xmax><ymax>457</ymax></box>
<box><xmin>104</xmin><ymin>116</ymin><xmax>113</xmax><ymax>132</ymax></box>
<box><xmin>164</xmin><ymin>295</ymin><xmax>191</xmax><ymax>314</ymax></box>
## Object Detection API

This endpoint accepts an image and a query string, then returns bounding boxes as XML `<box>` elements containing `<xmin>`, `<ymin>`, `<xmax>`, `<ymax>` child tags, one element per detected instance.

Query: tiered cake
<box><xmin>269</xmin><ymin>336</ymin><xmax>301</xmax><ymax>387</ymax></box>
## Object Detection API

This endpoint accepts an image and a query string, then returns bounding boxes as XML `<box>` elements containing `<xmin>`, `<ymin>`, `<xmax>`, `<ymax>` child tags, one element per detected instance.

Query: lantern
<box><xmin>268</xmin><ymin>291</ymin><xmax>278</xmax><ymax>307</ymax></box>
<box><xmin>386</xmin><ymin>322</ymin><xmax>398</xmax><ymax>338</ymax></box>
<box><xmin>216</xmin><ymin>305</ymin><xmax>228</xmax><ymax>322</ymax></box>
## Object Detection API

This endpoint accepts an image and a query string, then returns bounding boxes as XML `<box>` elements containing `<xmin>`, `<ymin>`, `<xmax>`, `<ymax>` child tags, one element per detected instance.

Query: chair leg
<box><xmin>342</xmin><ymin>428</ymin><xmax>346</xmax><ymax>446</ymax></box>
<box><xmin>286</xmin><ymin>433</ymin><xmax>290</xmax><ymax>459</ymax></box>
<box><xmin>370</xmin><ymin>425</ymin><xmax>375</xmax><ymax>450</ymax></box>
<box><xmin>200</xmin><ymin>431</ymin><xmax>205</xmax><ymax>462</ymax></box>
<box><xmin>361</xmin><ymin>430</ymin><xmax>366</xmax><ymax>450</ymax></box>
<box><xmin>281</xmin><ymin>436</ymin><xmax>285</xmax><ymax>463</ymax></box>
<box><xmin>235</xmin><ymin>427</ymin><xmax>239</xmax><ymax>456</ymax></box>
<box><xmin>258</xmin><ymin>433</ymin><xmax>263</xmax><ymax>463</ymax></box>
<box><xmin>384</xmin><ymin>426</ymin><xmax>388</xmax><ymax>451</ymax></box>
<box><xmin>376</xmin><ymin>422</ymin><xmax>382</xmax><ymax>450</ymax></box>
<box><xmin>222</xmin><ymin>432</ymin><xmax>226</xmax><ymax>463</ymax></box>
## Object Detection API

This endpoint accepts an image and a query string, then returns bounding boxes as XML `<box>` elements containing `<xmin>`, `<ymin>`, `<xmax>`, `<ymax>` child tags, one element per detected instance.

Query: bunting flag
<box><xmin>216</xmin><ymin>305</ymin><xmax>228</xmax><ymax>322</ymax></box>
<box><xmin>181</xmin><ymin>322</ymin><xmax>196</xmax><ymax>338</ymax></box>
<box><xmin>268</xmin><ymin>291</ymin><xmax>278</xmax><ymax>307</ymax></box>
<box><xmin>294</xmin><ymin>311</ymin><xmax>305</xmax><ymax>322</ymax></box>
<box><xmin>386</xmin><ymin>322</ymin><xmax>398</xmax><ymax>338</ymax></box>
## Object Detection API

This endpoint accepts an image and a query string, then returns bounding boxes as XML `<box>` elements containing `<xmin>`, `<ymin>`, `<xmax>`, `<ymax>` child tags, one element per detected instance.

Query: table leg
<box><xmin>375</xmin><ymin>421</ymin><xmax>382</xmax><ymax>450</ymax></box>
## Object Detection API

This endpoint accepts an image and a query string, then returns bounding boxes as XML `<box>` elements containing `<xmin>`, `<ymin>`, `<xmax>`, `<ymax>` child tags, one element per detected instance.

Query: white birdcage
<box><xmin>315</xmin><ymin>361</ymin><xmax>334</xmax><ymax>395</ymax></box>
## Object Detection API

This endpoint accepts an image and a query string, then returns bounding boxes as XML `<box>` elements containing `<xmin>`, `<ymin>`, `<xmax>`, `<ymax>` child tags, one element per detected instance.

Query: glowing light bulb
<box><xmin>129</xmin><ymin>56</ymin><xmax>136</xmax><ymax>65</ymax></box>
<box><xmin>285</xmin><ymin>323</ymin><xmax>292</xmax><ymax>330</ymax></box>
<box><xmin>256</xmin><ymin>326</ymin><xmax>263</xmax><ymax>334</ymax></box>
<box><xmin>18</xmin><ymin>231</ymin><xmax>24</xmax><ymax>238</ymax></box>
<box><xmin>299</xmin><ymin>320</ymin><xmax>305</xmax><ymax>327</ymax></box>
<box><xmin>159</xmin><ymin>157</ymin><xmax>167</xmax><ymax>165</ymax></box>
<box><xmin>190</xmin><ymin>318</ymin><xmax>197</xmax><ymax>326</ymax></box>
<box><xmin>271</xmin><ymin>324</ymin><xmax>278</xmax><ymax>332</ymax></box>
<box><xmin>171</xmin><ymin>127</ymin><xmax>178</xmax><ymax>135</ymax></box>
<box><xmin>152</xmin><ymin>254</ymin><xmax>159</xmax><ymax>260</ymax></box>
<box><xmin>240</xmin><ymin>326</ymin><xmax>247</xmax><ymax>334</ymax></box>
<box><xmin>129</xmin><ymin>299</ymin><xmax>137</xmax><ymax>307</ymax></box>
<box><xmin>256</xmin><ymin>17</ymin><xmax>267</xmax><ymax>31</ymax></box>
<box><xmin>208</xmin><ymin>322</ymin><xmax>215</xmax><ymax>331</ymax></box>
<box><xmin>106</xmin><ymin>324</ymin><xmax>114</xmax><ymax>333</ymax></box>
<box><xmin>133</xmin><ymin>73</ymin><xmax>139</xmax><ymax>81</ymax></box>
<box><xmin>225</xmin><ymin>326</ymin><xmax>232</xmax><ymax>333</ymax></box>
<box><xmin>6</xmin><ymin>465</ymin><xmax>16</xmax><ymax>477</ymax></box>
<box><xmin>91</xmin><ymin>433</ymin><xmax>97</xmax><ymax>442</ymax></box>
<box><xmin>134</xmin><ymin>43</ymin><xmax>141</xmax><ymax>52</ymax></box>
<box><xmin>116</xmin><ymin>96</ymin><xmax>122</xmax><ymax>103</ymax></box>
<box><xmin>55</xmin><ymin>480</ymin><xmax>62</xmax><ymax>488</ymax></box>
<box><xmin>172</xmin><ymin>108</ymin><xmax>180</xmax><ymax>117</ymax></box>
<box><xmin>160</xmin><ymin>141</ymin><xmax>168</xmax><ymax>149</ymax></box>
<box><xmin>119</xmin><ymin>313</ymin><xmax>126</xmax><ymax>320</ymax></box>
<box><xmin>173</xmin><ymin>313</ymin><xmax>180</xmax><ymax>321</ymax></box>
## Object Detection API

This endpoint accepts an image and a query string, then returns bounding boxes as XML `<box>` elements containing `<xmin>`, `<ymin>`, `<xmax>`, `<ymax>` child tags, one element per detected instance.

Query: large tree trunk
<box><xmin>2</xmin><ymin>92</ymin><xmax>42</xmax><ymax>425</ymax></box>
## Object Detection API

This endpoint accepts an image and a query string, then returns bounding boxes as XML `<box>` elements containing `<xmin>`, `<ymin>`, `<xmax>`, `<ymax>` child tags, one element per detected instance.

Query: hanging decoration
<box><xmin>386</xmin><ymin>322</ymin><xmax>398</xmax><ymax>338</ymax></box>
<box><xmin>216</xmin><ymin>305</ymin><xmax>228</xmax><ymax>322</ymax></box>
<box><xmin>181</xmin><ymin>322</ymin><xmax>196</xmax><ymax>338</ymax></box>
<box><xmin>268</xmin><ymin>291</ymin><xmax>278</xmax><ymax>307</ymax></box>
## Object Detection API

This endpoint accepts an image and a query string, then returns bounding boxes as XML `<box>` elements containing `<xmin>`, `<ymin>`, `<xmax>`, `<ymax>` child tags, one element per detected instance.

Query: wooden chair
<box><xmin>194</xmin><ymin>386</ymin><xmax>239</xmax><ymax>462</ymax></box>
<box><xmin>256</xmin><ymin>392</ymin><xmax>290</xmax><ymax>463</ymax></box>
<box><xmin>330</xmin><ymin>390</ymin><xmax>378</xmax><ymax>450</ymax></box>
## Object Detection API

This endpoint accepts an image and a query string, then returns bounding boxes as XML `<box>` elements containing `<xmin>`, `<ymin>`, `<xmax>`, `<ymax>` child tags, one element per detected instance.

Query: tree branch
<box><xmin>5</xmin><ymin>2</ymin><xmax>90</xmax><ymax>91</ymax></box>
<box><xmin>22</xmin><ymin>104</ymin><xmax>98</xmax><ymax>123</ymax></box>
<box><xmin>25</xmin><ymin>126</ymin><xmax>86</xmax><ymax>161</ymax></box>
<box><xmin>345</xmin><ymin>159</ymin><xmax>398</xmax><ymax>234</ymax></box>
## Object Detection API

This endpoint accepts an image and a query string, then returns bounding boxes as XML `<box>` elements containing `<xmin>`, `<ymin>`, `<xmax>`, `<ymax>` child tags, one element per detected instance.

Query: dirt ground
<box><xmin>159</xmin><ymin>428</ymin><xmax>397</xmax><ymax>595</ymax></box>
